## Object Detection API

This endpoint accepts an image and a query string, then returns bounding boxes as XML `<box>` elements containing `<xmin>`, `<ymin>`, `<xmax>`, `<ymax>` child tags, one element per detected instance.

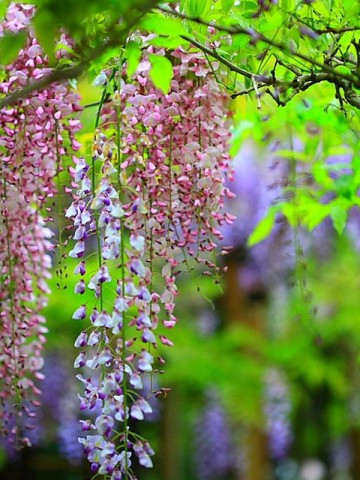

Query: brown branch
<box><xmin>181</xmin><ymin>35</ymin><xmax>270</xmax><ymax>83</ymax></box>
<box><xmin>231</xmin><ymin>85</ymin><xmax>261</xmax><ymax>98</ymax></box>
<box><xmin>233</xmin><ymin>64</ymin><xmax>360</xmax><ymax>110</ymax></box>
<box><xmin>316</xmin><ymin>26</ymin><xmax>360</xmax><ymax>34</ymax></box>
<box><xmin>0</xmin><ymin>62</ymin><xmax>85</xmax><ymax>109</ymax></box>
<box><xmin>285</xmin><ymin>10</ymin><xmax>360</xmax><ymax>35</ymax></box>
<box><xmin>182</xmin><ymin>33</ymin><xmax>360</xmax><ymax>109</ymax></box>
<box><xmin>275</xmin><ymin>57</ymin><xmax>302</xmax><ymax>76</ymax></box>
<box><xmin>83</xmin><ymin>97</ymin><xmax>111</xmax><ymax>109</ymax></box>
<box><xmin>0</xmin><ymin>0</ymin><xmax>159</xmax><ymax>109</ymax></box>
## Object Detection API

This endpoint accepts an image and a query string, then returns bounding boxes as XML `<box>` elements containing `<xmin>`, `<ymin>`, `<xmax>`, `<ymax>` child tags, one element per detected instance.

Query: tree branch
<box><xmin>0</xmin><ymin>0</ymin><xmax>158</xmax><ymax>109</ymax></box>
<box><xmin>181</xmin><ymin>35</ymin><xmax>271</xmax><ymax>84</ymax></box>
<box><xmin>183</xmin><ymin>31</ymin><xmax>360</xmax><ymax>110</ymax></box>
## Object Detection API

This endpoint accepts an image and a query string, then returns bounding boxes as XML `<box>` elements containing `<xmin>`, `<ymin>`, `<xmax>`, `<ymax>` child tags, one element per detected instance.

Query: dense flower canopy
<box><xmin>66</xmin><ymin>43</ymin><xmax>233</xmax><ymax>478</ymax></box>
<box><xmin>0</xmin><ymin>3</ymin><xmax>234</xmax><ymax>476</ymax></box>
<box><xmin>0</xmin><ymin>3</ymin><xmax>82</xmax><ymax>446</ymax></box>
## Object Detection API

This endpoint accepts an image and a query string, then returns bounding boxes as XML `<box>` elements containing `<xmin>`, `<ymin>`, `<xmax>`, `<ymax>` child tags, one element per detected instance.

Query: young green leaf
<box><xmin>247</xmin><ymin>208</ymin><xmax>276</xmax><ymax>247</ymax></box>
<box><xmin>141</xmin><ymin>13</ymin><xmax>187</xmax><ymax>36</ymax></box>
<box><xmin>149</xmin><ymin>54</ymin><xmax>173</xmax><ymax>94</ymax></box>
<box><xmin>149</xmin><ymin>36</ymin><xmax>189</xmax><ymax>49</ymax></box>
<box><xmin>126</xmin><ymin>41</ymin><xmax>142</xmax><ymax>78</ymax></box>
<box><xmin>0</xmin><ymin>0</ymin><xmax>10</xmax><ymax>21</ymax></box>
<box><xmin>32</xmin><ymin>9</ymin><xmax>57</xmax><ymax>63</ymax></box>
<box><xmin>0</xmin><ymin>31</ymin><xmax>26</xmax><ymax>65</ymax></box>
<box><xmin>330</xmin><ymin>206</ymin><xmax>347</xmax><ymax>234</ymax></box>
<box><xmin>184</xmin><ymin>0</ymin><xmax>211</xmax><ymax>18</ymax></box>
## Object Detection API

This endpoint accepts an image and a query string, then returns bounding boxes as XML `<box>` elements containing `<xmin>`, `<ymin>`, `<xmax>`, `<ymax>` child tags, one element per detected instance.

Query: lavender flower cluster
<box><xmin>193</xmin><ymin>390</ymin><xmax>235</xmax><ymax>480</ymax></box>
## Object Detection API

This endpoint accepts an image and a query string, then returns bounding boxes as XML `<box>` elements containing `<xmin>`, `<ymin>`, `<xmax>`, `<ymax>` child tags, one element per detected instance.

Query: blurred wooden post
<box><xmin>349</xmin><ymin>350</ymin><xmax>360</xmax><ymax>479</ymax></box>
<box><xmin>350</xmin><ymin>429</ymin><xmax>360</xmax><ymax>478</ymax></box>
<box><xmin>223</xmin><ymin>253</ymin><xmax>271</xmax><ymax>480</ymax></box>
<box><xmin>160</xmin><ymin>386</ymin><xmax>181</xmax><ymax>480</ymax></box>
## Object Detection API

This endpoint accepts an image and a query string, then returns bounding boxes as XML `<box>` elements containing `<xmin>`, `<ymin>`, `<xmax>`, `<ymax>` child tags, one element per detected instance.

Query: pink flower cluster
<box><xmin>66</xmin><ymin>45</ymin><xmax>234</xmax><ymax>477</ymax></box>
<box><xmin>0</xmin><ymin>3</ymin><xmax>82</xmax><ymax>445</ymax></box>
<box><xmin>116</xmin><ymin>47</ymin><xmax>235</xmax><ymax>271</ymax></box>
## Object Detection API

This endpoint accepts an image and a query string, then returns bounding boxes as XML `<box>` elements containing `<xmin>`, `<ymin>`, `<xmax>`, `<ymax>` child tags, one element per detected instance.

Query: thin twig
<box><xmin>158</xmin><ymin>6</ymin><xmax>360</xmax><ymax>87</ymax></box>
<box><xmin>181</xmin><ymin>35</ymin><xmax>271</xmax><ymax>83</ymax></box>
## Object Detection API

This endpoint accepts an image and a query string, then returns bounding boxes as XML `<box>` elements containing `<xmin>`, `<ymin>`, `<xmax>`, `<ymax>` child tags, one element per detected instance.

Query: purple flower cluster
<box><xmin>221</xmin><ymin>142</ymin><xmax>293</xmax><ymax>291</ymax></box>
<box><xmin>67</xmin><ymin>135</ymin><xmax>158</xmax><ymax>476</ymax></box>
<box><xmin>0</xmin><ymin>352</ymin><xmax>82</xmax><ymax>463</ymax></box>
<box><xmin>193</xmin><ymin>390</ymin><xmax>235</xmax><ymax>480</ymax></box>
<box><xmin>264</xmin><ymin>369</ymin><xmax>293</xmax><ymax>462</ymax></box>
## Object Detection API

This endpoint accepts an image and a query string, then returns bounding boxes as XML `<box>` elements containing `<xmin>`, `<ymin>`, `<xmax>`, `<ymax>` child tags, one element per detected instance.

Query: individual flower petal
<box><xmin>74</xmin><ymin>331</ymin><xmax>88</xmax><ymax>347</ymax></box>
<box><xmin>95</xmin><ymin>415</ymin><xmax>114</xmax><ymax>438</ymax></box>
<box><xmin>69</xmin><ymin>240</ymin><xmax>85</xmax><ymax>258</ymax></box>
<box><xmin>93</xmin><ymin>71</ymin><xmax>107</xmax><ymax>86</ymax></box>
<box><xmin>130</xmin><ymin>234</ymin><xmax>145</xmax><ymax>252</ymax></box>
<box><xmin>72</xmin><ymin>305</ymin><xmax>86</xmax><ymax>320</ymax></box>
<box><xmin>74</xmin><ymin>279</ymin><xmax>86</xmax><ymax>295</ymax></box>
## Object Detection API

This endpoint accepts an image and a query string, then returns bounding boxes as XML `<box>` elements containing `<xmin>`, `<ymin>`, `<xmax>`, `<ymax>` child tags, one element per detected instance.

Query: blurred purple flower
<box><xmin>222</xmin><ymin>142</ymin><xmax>295</xmax><ymax>287</ymax></box>
<box><xmin>193</xmin><ymin>389</ymin><xmax>235</xmax><ymax>480</ymax></box>
<box><xmin>58</xmin><ymin>388</ymin><xmax>84</xmax><ymax>465</ymax></box>
<box><xmin>197</xmin><ymin>310</ymin><xmax>219</xmax><ymax>337</ymax></box>
<box><xmin>223</xmin><ymin>141</ymin><xmax>338</xmax><ymax>290</ymax></box>
<box><xmin>264</xmin><ymin>369</ymin><xmax>293</xmax><ymax>462</ymax></box>
<box><xmin>42</xmin><ymin>353</ymin><xmax>70</xmax><ymax>414</ymax></box>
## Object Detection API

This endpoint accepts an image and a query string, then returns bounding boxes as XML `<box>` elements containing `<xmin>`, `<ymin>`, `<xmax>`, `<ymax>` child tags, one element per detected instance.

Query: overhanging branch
<box><xmin>0</xmin><ymin>0</ymin><xmax>158</xmax><ymax>109</ymax></box>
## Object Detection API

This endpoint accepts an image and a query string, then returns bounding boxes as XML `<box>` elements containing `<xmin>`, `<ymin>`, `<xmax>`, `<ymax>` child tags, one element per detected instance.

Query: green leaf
<box><xmin>141</xmin><ymin>13</ymin><xmax>187</xmax><ymax>36</ymax></box>
<box><xmin>125</xmin><ymin>41</ymin><xmax>142</xmax><ymax>78</ymax></box>
<box><xmin>221</xmin><ymin>0</ymin><xmax>234</xmax><ymax>15</ymax></box>
<box><xmin>302</xmin><ymin>204</ymin><xmax>330</xmax><ymax>231</ymax></box>
<box><xmin>0</xmin><ymin>31</ymin><xmax>26</xmax><ymax>65</ymax></box>
<box><xmin>149</xmin><ymin>54</ymin><xmax>173</xmax><ymax>94</ymax></box>
<box><xmin>55</xmin><ymin>42</ymin><xmax>79</xmax><ymax>58</ymax></box>
<box><xmin>0</xmin><ymin>0</ymin><xmax>9</xmax><ymax>21</ymax></box>
<box><xmin>334</xmin><ymin>65</ymin><xmax>353</xmax><ymax>77</ymax></box>
<box><xmin>330</xmin><ymin>205</ymin><xmax>347</xmax><ymax>234</ymax></box>
<box><xmin>33</xmin><ymin>9</ymin><xmax>57</xmax><ymax>63</ymax></box>
<box><xmin>184</xmin><ymin>0</ymin><xmax>212</xmax><ymax>17</ymax></box>
<box><xmin>247</xmin><ymin>208</ymin><xmax>276</xmax><ymax>247</ymax></box>
<box><xmin>149</xmin><ymin>36</ymin><xmax>189</xmax><ymax>49</ymax></box>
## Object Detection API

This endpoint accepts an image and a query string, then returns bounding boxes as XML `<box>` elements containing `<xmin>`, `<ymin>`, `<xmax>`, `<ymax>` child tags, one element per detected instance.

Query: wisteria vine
<box><xmin>0</xmin><ymin>3</ymin><xmax>82</xmax><ymax>446</ymax></box>
<box><xmin>66</xmin><ymin>45</ymin><xmax>234</xmax><ymax>477</ymax></box>
<box><xmin>0</xmin><ymin>2</ymin><xmax>234</xmax><ymax>477</ymax></box>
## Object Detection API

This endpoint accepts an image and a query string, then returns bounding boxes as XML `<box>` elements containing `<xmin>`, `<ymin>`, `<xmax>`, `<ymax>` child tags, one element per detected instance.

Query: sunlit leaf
<box><xmin>141</xmin><ymin>13</ymin><xmax>187</xmax><ymax>36</ymax></box>
<box><xmin>0</xmin><ymin>0</ymin><xmax>10</xmax><ymax>21</ymax></box>
<box><xmin>330</xmin><ymin>205</ymin><xmax>347</xmax><ymax>234</ymax></box>
<box><xmin>184</xmin><ymin>0</ymin><xmax>211</xmax><ymax>17</ymax></box>
<box><xmin>125</xmin><ymin>41</ymin><xmax>142</xmax><ymax>78</ymax></box>
<box><xmin>149</xmin><ymin>36</ymin><xmax>189</xmax><ymax>49</ymax></box>
<box><xmin>247</xmin><ymin>208</ymin><xmax>276</xmax><ymax>247</ymax></box>
<box><xmin>149</xmin><ymin>54</ymin><xmax>173</xmax><ymax>94</ymax></box>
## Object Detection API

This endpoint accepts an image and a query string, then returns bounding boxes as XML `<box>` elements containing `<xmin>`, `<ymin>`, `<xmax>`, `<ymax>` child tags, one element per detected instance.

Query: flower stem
<box><xmin>115</xmin><ymin>59</ymin><xmax>129</xmax><ymax>478</ymax></box>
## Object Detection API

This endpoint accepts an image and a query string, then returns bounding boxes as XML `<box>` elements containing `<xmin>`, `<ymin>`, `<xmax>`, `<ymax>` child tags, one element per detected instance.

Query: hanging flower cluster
<box><xmin>66</xmin><ymin>44</ymin><xmax>234</xmax><ymax>477</ymax></box>
<box><xmin>0</xmin><ymin>3</ymin><xmax>82</xmax><ymax>445</ymax></box>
